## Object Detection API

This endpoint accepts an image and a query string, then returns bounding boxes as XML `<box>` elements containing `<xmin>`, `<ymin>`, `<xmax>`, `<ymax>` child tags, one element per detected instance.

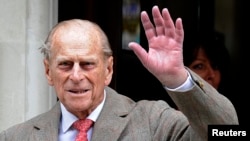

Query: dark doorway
<box><xmin>58</xmin><ymin>0</ymin><xmax>214</xmax><ymax>110</ymax></box>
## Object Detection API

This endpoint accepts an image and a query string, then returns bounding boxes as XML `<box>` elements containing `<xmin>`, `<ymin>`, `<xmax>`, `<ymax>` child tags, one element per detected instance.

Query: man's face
<box><xmin>44</xmin><ymin>27</ymin><xmax>113</xmax><ymax>118</ymax></box>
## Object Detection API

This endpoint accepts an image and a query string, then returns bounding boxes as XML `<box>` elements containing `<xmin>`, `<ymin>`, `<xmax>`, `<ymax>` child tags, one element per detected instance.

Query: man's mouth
<box><xmin>68</xmin><ymin>89</ymin><xmax>89</xmax><ymax>94</ymax></box>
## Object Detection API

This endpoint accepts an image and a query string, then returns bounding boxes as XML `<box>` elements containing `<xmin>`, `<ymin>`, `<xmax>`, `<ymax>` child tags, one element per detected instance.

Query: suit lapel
<box><xmin>31</xmin><ymin>102</ymin><xmax>61</xmax><ymax>141</ymax></box>
<box><xmin>91</xmin><ymin>87</ymin><xmax>133</xmax><ymax>141</ymax></box>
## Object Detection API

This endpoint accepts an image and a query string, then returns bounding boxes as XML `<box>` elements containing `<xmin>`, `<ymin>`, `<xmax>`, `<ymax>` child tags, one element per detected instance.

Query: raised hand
<box><xmin>128</xmin><ymin>5</ymin><xmax>188</xmax><ymax>88</ymax></box>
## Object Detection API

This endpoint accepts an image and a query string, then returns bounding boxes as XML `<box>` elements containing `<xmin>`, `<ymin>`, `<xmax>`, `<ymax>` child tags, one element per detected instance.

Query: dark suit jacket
<box><xmin>0</xmin><ymin>70</ymin><xmax>238</xmax><ymax>141</ymax></box>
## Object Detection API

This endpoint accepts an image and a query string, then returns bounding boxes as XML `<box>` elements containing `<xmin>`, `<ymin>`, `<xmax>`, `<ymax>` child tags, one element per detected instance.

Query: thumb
<box><xmin>128</xmin><ymin>42</ymin><xmax>148</xmax><ymax>65</ymax></box>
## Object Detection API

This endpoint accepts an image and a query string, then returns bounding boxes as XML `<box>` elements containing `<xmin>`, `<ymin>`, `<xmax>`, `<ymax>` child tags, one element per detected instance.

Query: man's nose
<box><xmin>70</xmin><ymin>63</ymin><xmax>84</xmax><ymax>82</ymax></box>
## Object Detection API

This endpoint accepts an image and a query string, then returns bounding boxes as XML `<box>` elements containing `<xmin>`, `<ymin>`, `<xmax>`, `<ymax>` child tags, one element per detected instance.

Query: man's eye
<box><xmin>80</xmin><ymin>62</ymin><xmax>95</xmax><ymax>69</ymax></box>
<box><xmin>84</xmin><ymin>62</ymin><xmax>92</xmax><ymax>66</ymax></box>
<box><xmin>59</xmin><ymin>62</ymin><xmax>72</xmax><ymax>68</ymax></box>
<box><xmin>60</xmin><ymin>62</ymin><xmax>70</xmax><ymax>66</ymax></box>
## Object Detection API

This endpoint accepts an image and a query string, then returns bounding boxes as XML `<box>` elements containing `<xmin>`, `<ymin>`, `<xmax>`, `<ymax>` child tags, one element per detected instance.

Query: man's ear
<box><xmin>104</xmin><ymin>56</ymin><xmax>113</xmax><ymax>86</ymax></box>
<box><xmin>44</xmin><ymin>59</ymin><xmax>53</xmax><ymax>86</ymax></box>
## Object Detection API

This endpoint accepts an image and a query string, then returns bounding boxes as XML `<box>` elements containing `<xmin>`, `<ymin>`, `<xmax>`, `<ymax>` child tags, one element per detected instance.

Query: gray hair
<box><xmin>40</xmin><ymin>19</ymin><xmax>113</xmax><ymax>60</ymax></box>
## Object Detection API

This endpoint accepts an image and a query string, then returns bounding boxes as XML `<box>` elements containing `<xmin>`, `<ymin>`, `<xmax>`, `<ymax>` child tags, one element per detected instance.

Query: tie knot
<box><xmin>73</xmin><ymin>119</ymin><xmax>94</xmax><ymax>132</ymax></box>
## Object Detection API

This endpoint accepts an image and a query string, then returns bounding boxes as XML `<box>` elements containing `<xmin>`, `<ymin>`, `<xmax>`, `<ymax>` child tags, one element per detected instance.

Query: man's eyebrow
<box><xmin>55</xmin><ymin>56</ymin><xmax>69</xmax><ymax>62</ymax></box>
<box><xmin>55</xmin><ymin>55</ymin><xmax>98</xmax><ymax>62</ymax></box>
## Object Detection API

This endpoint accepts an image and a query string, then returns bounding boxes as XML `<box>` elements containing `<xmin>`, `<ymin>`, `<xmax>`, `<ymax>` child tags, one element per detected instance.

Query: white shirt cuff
<box><xmin>164</xmin><ymin>71</ymin><xmax>194</xmax><ymax>92</ymax></box>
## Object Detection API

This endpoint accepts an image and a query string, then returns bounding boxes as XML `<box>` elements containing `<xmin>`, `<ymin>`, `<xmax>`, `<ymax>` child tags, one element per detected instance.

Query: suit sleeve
<box><xmin>166</xmin><ymin>68</ymin><xmax>239</xmax><ymax>139</ymax></box>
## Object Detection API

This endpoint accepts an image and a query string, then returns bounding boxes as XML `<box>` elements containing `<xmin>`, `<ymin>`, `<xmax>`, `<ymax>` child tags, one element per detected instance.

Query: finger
<box><xmin>152</xmin><ymin>6</ymin><xmax>165</xmax><ymax>36</ymax></box>
<box><xmin>141</xmin><ymin>11</ymin><xmax>156</xmax><ymax>41</ymax></box>
<box><xmin>162</xmin><ymin>8</ymin><xmax>175</xmax><ymax>38</ymax></box>
<box><xmin>175</xmin><ymin>18</ymin><xmax>184</xmax><ymax>45</ymax></box>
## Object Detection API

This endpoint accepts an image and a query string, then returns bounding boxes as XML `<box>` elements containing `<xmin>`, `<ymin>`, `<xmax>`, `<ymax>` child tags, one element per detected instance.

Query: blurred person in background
<box><xmin>183</xmin><ymin>31</ymin><xmax>231</xmax><ymax>94</ymax></box>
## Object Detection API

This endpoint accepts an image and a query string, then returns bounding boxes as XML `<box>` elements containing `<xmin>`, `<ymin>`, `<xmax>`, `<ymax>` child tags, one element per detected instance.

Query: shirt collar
<box><xmin>60</xmin><ymin>90</ymin><xmax>106</xmax><ymax>133</ymax></box>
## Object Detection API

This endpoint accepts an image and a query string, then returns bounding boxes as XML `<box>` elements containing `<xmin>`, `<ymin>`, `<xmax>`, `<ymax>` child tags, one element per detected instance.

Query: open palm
<box><xmin>129</xmin><ymin>6</ymin><xmax>187</xmax><ymax>88</ymax></box>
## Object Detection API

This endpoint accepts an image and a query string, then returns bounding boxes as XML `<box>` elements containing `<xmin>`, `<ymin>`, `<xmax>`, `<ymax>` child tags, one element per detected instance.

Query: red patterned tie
<box><xmin>73</xmin><ymin>119</ymin><xmax>94</xmax><ymax>141</ymax></box>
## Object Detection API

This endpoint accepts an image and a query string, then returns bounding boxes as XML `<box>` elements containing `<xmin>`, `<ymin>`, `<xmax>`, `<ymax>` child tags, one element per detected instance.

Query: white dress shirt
<box><xmin>58</xmin><ymin>91</ymin><xmax>106</xmax><ymax>141</ymax></box>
